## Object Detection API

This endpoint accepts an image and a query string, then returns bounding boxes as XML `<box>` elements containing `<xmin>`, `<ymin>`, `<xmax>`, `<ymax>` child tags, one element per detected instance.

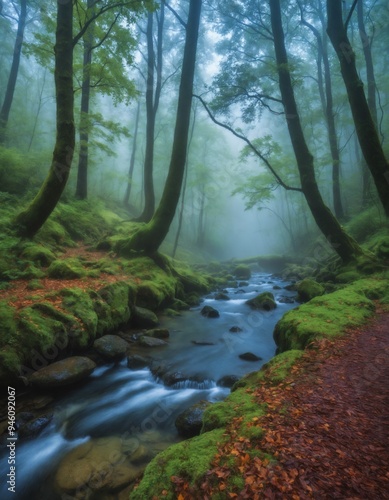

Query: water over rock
<box><xmin>217</xmin><ymin>375</ymin><xmax>240</xmax><ymax>388</ymax></box>
<box><xmin>127</xmin><ymin>355</ymin><xmax>151</xmax><ymax>370</ymax></box>
<box><xmin>229</xmin><ymin>326</ymin><xmax>243</xmax><ymax>333</ymax></box>
<box><xmin>239</xmin><ymin>352</ymin><xmax>263</xmax><ymax>362</ymax></box>
<box><xmin>93</xmin><ymin>334</ymin><xmax>129</xmax><ymax>361</ymax></box>
<box><xmin>29</xmin><ymin>357</ymin><xmax>96</xmax><ymax>388</ymax></box>
<box><xmin>18</xmin><ymin>414</ymin><xmax>53</xmax><ymax>440</ymax></box>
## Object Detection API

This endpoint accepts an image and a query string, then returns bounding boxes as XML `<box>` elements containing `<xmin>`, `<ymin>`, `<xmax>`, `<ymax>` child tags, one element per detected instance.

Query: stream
<box><xmin>0</xmin><ymin>272</ymin><xmax>297</xmax><ymax>500</ymax></box>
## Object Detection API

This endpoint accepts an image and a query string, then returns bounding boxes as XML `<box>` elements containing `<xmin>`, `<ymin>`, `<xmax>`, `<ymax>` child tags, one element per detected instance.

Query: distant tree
<box><xmin>0</xmin><ymin>0</ymin><xmax>27</xmax><ymax>144</ymax></box>
<box><xmin>124</xmin><ymin>100</ymin><xmax>141</xmax><ymax>207</ymax></box>
<box><xmin>327</xmin><ymin>0</ymin><xmax>389</xmax><ymax>217</ymax></box>
<box><xmin>116</xmin><ymin>0</ymin><xmax>202</xmax><ymax>255</ymax></box>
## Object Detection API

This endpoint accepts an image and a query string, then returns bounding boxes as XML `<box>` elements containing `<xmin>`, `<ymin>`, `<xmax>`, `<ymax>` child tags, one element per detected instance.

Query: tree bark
<box><xmin>117</xmin><ymin>0</ymin><xmax>202</xmax><ymax>255</ymax></box>
<box><xmin>0</xmin><ymin>0</ymin><xmax>27</xmax><ymax>144</ymax></box>
<box><xmin>124</xmin><ymin>100</ymin><xmax>141</xmax><ymax>207</ymax></box>
<box><xmin>327</xmin><ymin>0</ymin><xmax>389</xmax><ymax>217</ymax></box>
<box><xmin>270</xmin><ymin>0</ymin><xmax>363</xmax><ymax>262</ymax></box>
<box><xmin>75</xmin><ymin>0</ymin><xmax>94</xmax><ymax>200</ymax></box>
<box><xmin>15</xmin><ymin>0</ymin><xmax>75</xmax><ymax>237</ymax></box>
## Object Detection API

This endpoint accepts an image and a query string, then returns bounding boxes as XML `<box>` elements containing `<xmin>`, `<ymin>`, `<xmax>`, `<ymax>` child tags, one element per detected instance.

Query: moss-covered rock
<box><xmin>246</xmin><ymin>291</ymin><xmax>276</xmax><ymax>311</ymax></box>
<box><xmin>175</xmin><ymin>400</ymin><xmax>212</xmax><ymax>438</ymax></box>
<box><xmin>93</xmin><ymin>334</ymin><xmax>129</xmax><ymax>361</ymax></box>
<box><xmin>233</xmin><ymin>264</ymin><xmax>251</xmax><ymax>280</ymax></box>
<box><xmin>129</xmin><ymin>429</ymin><xmax>226</xmax><ymax>500</ymax></box>
<box><xmin>60</xmin><ymin>288</ymin><xmax>98</xmax><ymax>340</ymax></box>
<box><xmin>29</xmin><ymin>356</ymin><xmax>96</xmax><ymax>388</ymax></box>
<box><xmin>47</xmin><ymin>258</ymin><xmax>86</xmax><ymax>279</ymax></box>
<box><xmin>296</xmin><ymin>278</ymin><xmax>325</xmax><ymax>303</ymax></box>
<box><xmin>20</xmin><ymin>244</ymin><xmax>56</xmax><ymax>267</ymax></box>
<box><xmin>131</xmin><ymin>306</ymin><xmax>159</xmax><ymax>328</ymax></box>
<box><xmin>94</xmin><ymin>282</ymin><xmax>133</xmax><ymax>335</ymax></box>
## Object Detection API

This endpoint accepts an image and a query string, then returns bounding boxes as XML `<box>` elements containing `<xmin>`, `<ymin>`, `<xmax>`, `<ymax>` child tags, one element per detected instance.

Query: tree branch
<box><xmin>345</xmin><ymin>0</ymin><xmax>359</xmax><ymax>30</ymax></box>
<box><xmin>165</xmin><ymin>1</ymin><xmax>187</xmax><ymax>28</ymax></box>
<box><xmin>194</xmin><ymin>94</ymin><xmax>302</xmax><ymax>193</ymax></box>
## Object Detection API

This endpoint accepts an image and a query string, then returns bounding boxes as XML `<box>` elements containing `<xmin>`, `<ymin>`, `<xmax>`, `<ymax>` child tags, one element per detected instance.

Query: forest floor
<box><xmin>181</xmin><ymin>308</ymin><xmax>389</xmax><ymax>499</ymax></box>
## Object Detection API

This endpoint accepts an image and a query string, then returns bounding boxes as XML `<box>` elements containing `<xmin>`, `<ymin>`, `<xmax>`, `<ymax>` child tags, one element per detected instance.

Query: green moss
<box><xmin>273</xmin><ymin>280</ymin><xmax>381</xmax><ymax>352</ymax></box>
<box><xmin>60</xmin><ymin>288</ymin><xmax>98</xmax><ymax>339</ymax></box>
<box><xmin>233</xmin><ymin>264</ymin><xmax>251</xmax><ymax>280</ymax></box>
<box><xmin>47</xmin><ymin>258</ymin><xmax>86</xmax><ymax>279</ymax></box>
<box><xmin>335</xmin><ymin>271</ymin><xmax>362</xmax><ymax>283</ymax></box>
<box><xmin>94</xmin><ymin>282</ymin><xmax>133</xmax><ymax>335</ymax></box>
<box><xmin>246</xmin><ymin>291</ymin><xmax>276</xmax><ymax>311</ymax></box>
<box><xmin>20</xmin><ymin>244</ymin><xmax>56</xmax><ymax>267</ymax></box>
<box><xmin>35</xmin><ymin>218</ymin><xmax>72</xmax><ymax>246</ymax></box>
<box><xmin>296</xmin><ymin>278</ymin><xmax>325</xmax><ymax>302</ymax></box>
<box><xmin>346</xmin><ymin>206</ymin><xmax>385</xmax><ymax>242</ymax></box>
<box><xmin>26</xmin><ymin>279</ymin><xmax>44</xmax><ymax>290</ymax></box>
<box><xmin>130</xmin><ymin>429</ymin><xmax>226</xmax><ymax>500</ymax></box>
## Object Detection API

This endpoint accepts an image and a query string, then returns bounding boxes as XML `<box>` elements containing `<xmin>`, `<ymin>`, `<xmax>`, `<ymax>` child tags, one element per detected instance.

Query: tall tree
<box><xmin>15</xmin><ymin>0</ymin><xmax>74</xmax><ymax>237</ymax></box>
<box><xmin>269</xmin><ymin>0</ymin><xmax>363</xmax><ymax>262</ymax></box>
<box><xmin>327</xmin><ymin>0</ymin><xmax>389</xmax><ymax>217</ymax></box>
<box><xmin>0</xmin><ymin>0</ymin><xmax>27</xmax><ymax>144</ymax></box>
<box><xmin>116</xmin><ymin>0</ymin><xmax>202</xmax><ymax>255</ymax></box>
<box><xmin>299</xmin><ymin>0</ymin><xmax>344</xmax><ymax>220</ymax></box>
<box><xmin>124</xmin><ymin>100</ymin><xmax>141</xmax><ymax>207</ymax></box>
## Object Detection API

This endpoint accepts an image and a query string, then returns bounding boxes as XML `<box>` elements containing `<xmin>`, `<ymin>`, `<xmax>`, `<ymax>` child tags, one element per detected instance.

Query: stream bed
<box><xmin>0</xmin><ymin>272</ymin><xmax>297</xmax><ymax>500</ymax></box>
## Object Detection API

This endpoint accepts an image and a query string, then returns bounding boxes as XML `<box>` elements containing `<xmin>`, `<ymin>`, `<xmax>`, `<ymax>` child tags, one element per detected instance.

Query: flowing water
<box><xmin>0</xmin><ymin>272</ymin><xmax>296</xmax><ymax>500</ymax></box>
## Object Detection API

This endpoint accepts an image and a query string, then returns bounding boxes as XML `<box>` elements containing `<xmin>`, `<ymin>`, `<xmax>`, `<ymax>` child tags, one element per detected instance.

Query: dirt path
<box><xmin>198</xmin><ymin>310</ymin><xmax>389</xmax><ymax>499</ymax></box>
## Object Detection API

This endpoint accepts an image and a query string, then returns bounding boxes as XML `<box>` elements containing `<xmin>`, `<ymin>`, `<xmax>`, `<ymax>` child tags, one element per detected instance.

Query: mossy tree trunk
<box><xmin>269</xmin><ymin>0</ymin><xmax>363</xmax><ymax>263</ymax></box>
<box><xmin>15</xmin><ymin>0</ymin><xmax>75</xmax><ymax>237</ymax></box>
<box><xmin>0</xmin><ymin>0</ymin><xmax>27</xmax><ymax>144</ymax></box>
<box><xmin>117</xmin><ymin>0</ymin><xmax>202</xmax><ymax>255</ymax></box>
<box><xmin>327</xmin><ymin>0</ymin><xmax>389</xmax><ymax>217</ymax></box>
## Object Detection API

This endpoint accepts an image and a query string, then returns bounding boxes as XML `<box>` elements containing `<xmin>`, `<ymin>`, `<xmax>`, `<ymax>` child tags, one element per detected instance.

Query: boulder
<box><xmin>145</xmin><ymin>328</ymin><xmax>170</xmax><ymax>339</ymax></box>
<box><xmin>277</xmin><ymin>295</ymin><xmax>295</xmax><ymax>304</ymax></box>
<box><xmin>200</xmin><ymin>305</ymin><xmax>220</xmax><ymax>318</ymax></box>
<box><xmin>246</xmin><ymin>292</ymin><xmax>276</xmax><ymax>311</ymax></box>
<box><xmin>139</xmin><ymin>336</ymin><xmax>168</xmax><ymax>347</ymax></box>
<box><xmin>296</xmin><ymin>279</ymin><xmax>325</xmax><ymax>303</ymax></box>
<box><xmin>132</xmin><ymin>306</ymin><xmax>159</xmax><ymax>328</ymax></box>
<box><xmin>229</xmin><ymin>326</ymin><xmax>243</xmax><ymax>333</ymax></box>
<box><xmin>93</xmin><ymin>335</ymin><xmax>129</xmax><ymax>361</ymax></box>
<box><xmin>175</xmin><ymin>400</ymin><xmax>211</xmax><ymax>438</ymax></box>
<box><xmin>127</xmin><ymin>355</ymin><xmax>151</xmax><ymax>370</ymax></box>
<box><xmin>29</xmin><ymin>357</ymin><xmax>96</xmax><ymax>388</ymax></box>
<box><xmin>233</xmin><ymin>264</ymin><xmax>251</xmax><ymax>280</ymax></box>
<box><xmin>214</xmin><ymin>292</ymin><xmax>230</xmax><ymax>301</ymax></box>
<box><xmin>239</xmin><ymin>352</ymin><xmax>263</xmax><ymax>362</ymax></box>
<box><xmin>55</xmin><ymin>437</ymin><xmax>142</xmax><ymax>494</ymax></box>
<box><xmin>238</xmin><ymin>281</ymin><xmax>249</xmax><ymax>287</ymax></box>
<box><xmin>217</xmin><ymin>375</ymin><xmax>240</xmax><ymax>388</ymax></box>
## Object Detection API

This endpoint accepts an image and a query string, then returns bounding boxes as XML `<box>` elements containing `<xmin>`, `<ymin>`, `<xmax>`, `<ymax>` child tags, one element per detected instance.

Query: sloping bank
<box><xmin>0</xmin><ymin>254</ymin><xmax>214</xmax><ymax>387</ymax></box>
<box><xmin>130</xmin><ymin>275</ymin><xmax>389</xmax><ymax>499</ymax></box>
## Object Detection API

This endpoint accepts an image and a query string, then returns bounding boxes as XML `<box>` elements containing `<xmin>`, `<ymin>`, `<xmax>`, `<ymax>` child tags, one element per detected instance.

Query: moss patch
<box><xmin>296</xmin><ymin>278</ymin><xmax>325</xmax><ymax>303</ymax></box>
<box><xmin>130</xmin><ymin>429</ymin><xmax>226</xmax><ymax>500</ymax></box>
<box><xmin>47</xmin><ymin>258</ymin><xmax>86</xmax><ymax>279</ymax></box>
<box><xmin>273</xmin><ymin>279</ymin><xmax>383</xmax><ymax>352</ymax></box>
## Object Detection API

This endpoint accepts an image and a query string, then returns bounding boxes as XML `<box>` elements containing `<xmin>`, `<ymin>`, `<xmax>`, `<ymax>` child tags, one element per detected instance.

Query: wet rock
<box><xmin>175</xmin><ymin>400</ymin><xmax>211</xmax><ymax>438</ymax></box>
<box><xmin>273</xmin><ymin>285</ymin><xmax>281</xmax><ymax>290</ymax></box>
<box><xmin>55</xmin><ymin>437</ymin><xmax>142</xmax><ymax>495</ymax></box>
<box><xmin>145</xmin><ymin>328</ymin><xmax>170</xmax><ymax>339</ymax></box>
<box><xmin>238</xmin><ymin>281</ymin><xmax>249</xmax><ymax>287</ymax></box>
<box><xmin>29</xmin><ymin>357</ymin><xmax>96</xmax><ymax>388</ymax></box>
<box><xmin>217</xmin><ymin>375</ymin><xmax>240</xmax><ymax>388</ymax></box>
<box><xmin>277</xmin><ymin>296</ymin><xmax>295</xmax><ymax>304</ymax></box>
<box><xmin>151</xmin><ymin>365</ymin><xmax>187</xmax><ymax>386</ymax></box>
<box><xmin>129</xmin><ymin>444</ymin><xmax>150</xmax><ymax>465</ymax></box>
<box><xmin>229</xmin><ymin>326</ymin><xmax>243</xmax><ymax>333</ymax></box>
<box><xmin>191</xmin><ymin>340</ymin><xmax>215</xmax><ymax>346</ymax></box>
<box><xmin>139</xmin><ymin>336</ymin><xmax>168</xmax><ymax>347</ymax></box>
<box><xmin>127</xmin><ymin>355</ymin><xmax>151</xmax><ymax>370</ymax></box>
<box><xmin>215</xmin><ymin>292</ymin><xmax>230</xmax><ymax>301</ymax></box>
<box><xmin>132</xmin><ymin>306</ymin><xmax>159</xmax><ymax>328</ymax></box>
<box><xmin>239</xmin><ymin>352</ymin><xmax>263</xmax><ymax>362</ymax></box>
<box><xmin>18</xmin><ymin>414</ymin><xmax>53</xmax><ymax>439</ymax></box>
<box><xmin>235</xmin><ymin>289</ymin><xmax>246</xmax><ymax>294</ymax></box>
<box><xmin>93</xmin><ymin>334</ymin><xmax>129</xmax><ymax>361</ymax></box>
<box><xmin>200</xmin><ymin>305</ymin><xmax>220</xmax><ymax>318</ymax></box>
<box><xmin>246</xmin><ymin>292</ymin><xmax>276</xmax><ymax>311</ymax></box>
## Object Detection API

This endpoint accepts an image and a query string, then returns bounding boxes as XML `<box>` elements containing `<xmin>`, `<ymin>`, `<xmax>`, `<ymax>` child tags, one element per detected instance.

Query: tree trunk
<box><xmin>124</xmin><ymin>100</ymin><xmax>141</xmax><ymax>207</ymax></box>
<box><xmin>327</xmin><ymin>0</ymin><xmax>389</xmax><ymax>217</ymax></box>
<box><xmin>300</xmin><ymin>11</ymin><xmax>344</xmax><ymax>219</ymax></box>
<box><xmin>0</xmin><ymin>0</ymin><xmax>27</xmax><ymax>144</ymax></box>
<box><xmin>116</xmin><ymin>0</ymin><xmax>202</xmax><ymax>255</ymax></box>
<box><xmin>15</xmin><ymin>1</ymin><xmax>74</xmax><ymax>237</ymax></box>
<box><xmin>75</xmin><ymin>0</ymin><xmax>94</xmax><ymax>200</ymax></box>
<box><xmin>269</xmin><ymin>0</ymin><xmax>363</xmax><ymax>263</ymax></box>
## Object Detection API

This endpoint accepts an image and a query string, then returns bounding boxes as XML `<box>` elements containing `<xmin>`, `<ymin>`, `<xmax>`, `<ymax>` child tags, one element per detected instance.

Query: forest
<box><xmin>0</xmin><ymin>0</ymin><xmax>388</xmax><ymax>499</ymax></box>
